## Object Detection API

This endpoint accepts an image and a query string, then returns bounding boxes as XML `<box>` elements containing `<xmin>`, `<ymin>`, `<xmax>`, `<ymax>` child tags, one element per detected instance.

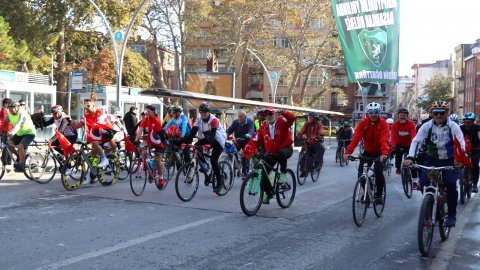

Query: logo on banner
<box><xmin>358</xmin><ymin>28</ymin><xmax>387</xmax><ymax>67</ymax></box>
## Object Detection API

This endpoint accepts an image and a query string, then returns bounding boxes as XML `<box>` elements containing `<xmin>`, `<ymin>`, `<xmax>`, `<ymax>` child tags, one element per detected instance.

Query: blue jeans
<box><xmin>420</xmin><ymin>159</ymin><xmax>459</xmax><ymax>218</ymax></box>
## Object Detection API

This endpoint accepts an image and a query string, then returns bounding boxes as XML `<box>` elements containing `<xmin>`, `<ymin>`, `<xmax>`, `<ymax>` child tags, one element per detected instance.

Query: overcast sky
<box><xmin>399</xmin><ymin>0</ymin><xmax>480</xmax><ymax>76</ymax></box>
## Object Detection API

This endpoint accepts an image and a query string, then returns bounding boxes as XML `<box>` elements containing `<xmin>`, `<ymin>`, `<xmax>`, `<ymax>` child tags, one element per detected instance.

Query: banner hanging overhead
<box><xmin>331</xmin><ymin>0</ymin><xmax>400</xmax><ymax>83</ymax></box>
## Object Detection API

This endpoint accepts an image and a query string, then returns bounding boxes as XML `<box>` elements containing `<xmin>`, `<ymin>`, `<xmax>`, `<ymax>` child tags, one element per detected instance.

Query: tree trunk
<box><xmin>152</xmin><ymin>35</ymin><xmax>166</xmax><ymax>88</ymax></box>
<box><xmin>287</xmin><ymin>68</ymin><xmax>300</xmax><ymax>105</ymax></box>
<box><xmin>55</xmin><ymin>23</ymin><xmax>67</xmax><ymax>109</ymax></box>
<box><xmin>300</xmin><ymin>65</ymin><xmax>315</xmax><ymax>103</ymax></box>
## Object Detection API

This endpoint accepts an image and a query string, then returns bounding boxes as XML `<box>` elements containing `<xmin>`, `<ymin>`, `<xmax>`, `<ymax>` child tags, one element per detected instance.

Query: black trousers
<box><xmin>195</xmin><ymin>138</ymin><xmax>223</xmax><ymax>183</ymax></box>
<box><xmin>261</xmin><ymin>147</ymin><xmax>293</xmax><ymax>196</ymax></box>
<box><xmin>358</xmin><ymin>153</ymin><xmax>385</xmax><ymax>197</ymax></box>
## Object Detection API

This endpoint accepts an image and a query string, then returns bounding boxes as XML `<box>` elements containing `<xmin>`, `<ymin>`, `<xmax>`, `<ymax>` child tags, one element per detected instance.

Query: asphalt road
<box><xmin>1</xmin><ymin>146</ymin><xmax>480</xmax><ymax>270</ymax></box>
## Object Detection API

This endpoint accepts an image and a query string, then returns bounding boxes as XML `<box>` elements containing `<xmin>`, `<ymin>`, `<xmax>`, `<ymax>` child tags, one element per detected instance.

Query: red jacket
<box><xmin>248</xmin><ymin>111</ymin><xmax>295</xmax><ymax>153</ymax></box>
<box><xmin>346</xmin><ymin>117</ymin><xmax>390</xmax><ymax>155</ymax></box>
<box><xmin>391</xmin><ymin>120</ymin><xmax>416</xmax><ymax>148</ymax></box>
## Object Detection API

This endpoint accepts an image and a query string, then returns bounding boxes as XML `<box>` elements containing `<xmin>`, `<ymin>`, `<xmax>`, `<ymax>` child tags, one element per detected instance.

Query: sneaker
<box><xmin>278</xmin><ymin>173</ymin><xmax>287</xmax><ymax>184</ymax></box>
<box><xmin>473</xmin><ymin>185</ymin><xmax>478</xmax><ymax>193</ymax></box>
<box><xmin>97</xmin><ymin>157</ymin><xmax>109</xmax><ymax>168</ymax></box>
<box><xmin>14</xmin><ymin>163</ymin><xmax>24</xmax><ymax>173</ymax></box>
<box><xmin>445</xmin><ymin>216</ymin><xmax>456</xmax><ymax>227</ymax></box>
<box><xmin>412</xmin><ymin>180</ymin><xmax>419</xmax><ymax>190</ymax></box>
<box><xmin>156</xmin><ymin>178</ymin><xmax>166</xmax><ymax>189</ymax></box>
<box><xmin>396</xmin><ymin>168</ymin><xmax>401</xmax><ymax>175</ymax></box>
<box><xmin>90</xmin><ymin>172</ymin><xmax>98</xmax><ymax>184</ymax></box>
<box><xmin>262</xmin><ymin>193</ymin><xmax>270</xmax><ymax>204</ymax></box>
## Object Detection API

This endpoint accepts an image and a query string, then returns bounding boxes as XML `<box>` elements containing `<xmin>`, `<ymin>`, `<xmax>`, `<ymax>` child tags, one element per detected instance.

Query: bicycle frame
<box><xmin>246</xmin><ymin>155</ymin><xmax>279</xmax><ymax>195</ymax></box>
<box><xmin>137</xmin><ymin>145</ymin><xmax>157</xmax><ymax>181</ymax></box>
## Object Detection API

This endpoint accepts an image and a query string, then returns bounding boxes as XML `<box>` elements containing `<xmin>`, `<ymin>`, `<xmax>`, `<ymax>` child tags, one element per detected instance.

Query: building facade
<box><xmin>464</xmin><ymin>49</ymin><xmax>480</xmax><ymax>114</ymax></box>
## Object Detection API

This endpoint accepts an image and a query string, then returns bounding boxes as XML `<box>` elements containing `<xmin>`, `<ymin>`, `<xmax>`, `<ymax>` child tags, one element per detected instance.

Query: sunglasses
<box><xmin>265</xmin><ymin>112</ymin><xmax>274</xmax><ymax>116</ymax></box>
<box><xmin>367</xmin><ymin>110</ymin><xmax>380</xmax><ymax>115</ymax></box>
<box><xmin>19</xmin><ymin>104</ymin><xmax>26</xmax><ymax>106</ymax></box>
<box><xmin>433</xmin><ymin>111</ymin><xmax>445</xmax><ymax>116</ymax></box>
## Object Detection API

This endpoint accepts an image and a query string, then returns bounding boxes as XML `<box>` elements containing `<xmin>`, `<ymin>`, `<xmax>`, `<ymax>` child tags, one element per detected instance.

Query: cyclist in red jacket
<box><xmin>343</xmin><ymin>102</ymin><xmax>391</xmax><ymax>204</ymax></box>
<box><xmin>391</xmin><ymin>108</ymin><xmax>416</xmax><ymax>174</ymax></box>
<box><xmin>244</xmin><ymin>107</ymin><xmax>295</xmax><ymax>204</ymax></box>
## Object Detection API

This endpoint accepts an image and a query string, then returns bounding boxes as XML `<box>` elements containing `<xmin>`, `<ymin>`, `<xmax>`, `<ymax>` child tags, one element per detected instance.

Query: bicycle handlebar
<box><xmin>348</xmin><ymin>156</ymin><xmax>381</xmax><ymax>162</ymax></box>
<box><xmin>408</xmin><ymin>164</ymin><xmax>456</xmax><ymax>171</ymax></box>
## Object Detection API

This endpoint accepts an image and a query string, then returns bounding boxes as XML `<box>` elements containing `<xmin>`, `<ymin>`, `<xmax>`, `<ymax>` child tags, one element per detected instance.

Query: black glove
<box><xmin>133</xmin><ymin>140</ymin><xmax>141</xmax><ymax>147</ymax></box>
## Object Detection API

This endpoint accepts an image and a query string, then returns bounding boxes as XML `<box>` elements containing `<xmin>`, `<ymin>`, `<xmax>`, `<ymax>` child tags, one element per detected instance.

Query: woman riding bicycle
<box><xmin>45</xmin><ymin>105</ymin><xmax>78</xmax><ymax>157</ymax></box>
<box><xmin>243</xmin><ymin>107</ymin><xmax>295</xmax><ymax>204</ymax></box>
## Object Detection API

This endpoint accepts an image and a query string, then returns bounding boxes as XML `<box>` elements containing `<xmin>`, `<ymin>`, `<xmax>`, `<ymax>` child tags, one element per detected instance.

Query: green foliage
<box><xmin>418</xmin><ymin>75</ymin><xmax>454</xmax><ymax>112</ymax></box>
<box><xmin>0</xmin><ymin>16</ymin><xmax>32</xmax><ymax>71</ymax></box>
<box><xmin>122</xmin><ymin>48</ymin><xmax>154</xmax><ymax>88</ymax></box>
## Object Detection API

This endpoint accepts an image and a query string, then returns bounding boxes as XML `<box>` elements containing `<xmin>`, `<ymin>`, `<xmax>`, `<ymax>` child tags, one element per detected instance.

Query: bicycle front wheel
<box><xmin>401</xmin><ymin>166</ymin><xmax>413</xmax><ymax>198</ymax></box>
<box><xmin>276</xmin><ymin>169</ymin><xmax>296</xmax><ymax>208</ymax></box>
<box><xmin>98</xmin><ymin>155</ymin><xmax>120</xmax><ymax>186</ymax></box>
<box><xmin>439</xmin><ymin>193</ymin><xmax>450</xmax><ymax>241</ymax></box>
<box><xmin>373</xmin><ymin>183</ymin><xmax>386</xmax><ymax>217</ymax></box>
<box><xmin>459</xmin><ymin>169</ymin><xmax>466</xmax><ymax>204</ymax></box>
<box><xmin>352</xmin><ymin>176</ymin><xmax>368</xmax><ymax>227</ymax></box>
<box><xmin>61</xmin><ymin>153</ymin><xmax>86</xmax><ymax>191</ymax></box>
<box><xmin>117</xmin><ymin>150</ymin><xmax>132</xmax><ymax>181</ymax></box>
<box><xmin>26</xmin><ymin>152</ymin><xmax>57</xmax><ymax>184</ymax></box>
<box><xmin>129</xmin><ymin>158</ymin><xmax>147</xmax><ymax>196</ymax></box>
<box><xmin>418</xmin><ymin>194</ymin><xmax>435</xmax><ymax>257</ymax></box>
<box><xmin>215</xmin><ymin>161</ymin><xmax>233</xmax><ymax>196</ymax></box>
<box><xmin>296</xmin><ymin>153</ymin><xmax>307</xmax><ymax>185</ymax></box>
<box><xmin>175</xmin><ymin>162</ymin><xmax>199</xmax><ymax>202</ymax></box>
<box><xmin>239</xmin><ymin>171</ymin><xmax>262</xmax><ymax>216</ymax></box>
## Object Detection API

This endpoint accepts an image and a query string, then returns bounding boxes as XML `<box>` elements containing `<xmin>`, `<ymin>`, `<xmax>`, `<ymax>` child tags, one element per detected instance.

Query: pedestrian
<box><xmin>123</xmin><ymin>106</ymin><xmax>138</xmax><ymax>140</ymax></box>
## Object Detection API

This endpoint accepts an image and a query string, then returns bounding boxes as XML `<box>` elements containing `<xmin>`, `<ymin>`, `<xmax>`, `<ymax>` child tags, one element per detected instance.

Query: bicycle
<box><xmin>175</xmin><ymin>143</ymin><xmax>233</xmax><ymax>202</ymax></box>
<box><xmin>397</xmin><ymin>146</ymin><xmax>414</xmax><ymax>198</ymax></box>
<box><xmin>349</xmin><ymin>156</ymin><xmax>386</xmax><ymax>227</ymax></box>
<box><xmin>162</xmin><ymin>138</ymin><xmax>186</xmax><ymax>182</ymax></box>
<box><xmin>410</xmin><ymin>164</ymin><xmax>455</xmax><ymax>257</ymax></box>
<box><xmin>0</xmin><ymin>134</ymin><xmax>34</xmax><ymax>181</ymax></box>
<box><xmin>240</xmin><ymin>152</ymin><xmax>296</xmax><ymax>216</ymax></box>
<box><xmin>129</xmin><ymin>144</ymin><xmax>169</xmax><ymax>196</ymax></box>
<box><xmin>335</xmin><ymin>139</ymin><xmax>350</xmax><ymax>167</ymax></box>
<box><xmin>60</xmin><ymin>141</ymin><xmax>120</xmax><ymax>191</ymax></box>
<box><xmin>223</xmin><ymin>138</ymin><xmax>246</xmax><ymax>179</ymax></box>
<box><xmin>22</xmin><ymin>139</ymin><xmax>68</xmax><ymax>184</ymax></box>
<box><xmin>296</xmin><ymin>136</ymin><xmax>322</xmax><ymax>185</ymax></box>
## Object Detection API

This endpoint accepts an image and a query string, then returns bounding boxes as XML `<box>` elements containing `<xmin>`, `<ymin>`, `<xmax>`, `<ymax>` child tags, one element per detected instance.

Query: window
<box><xmin>10</xmin><ymin>91</ymin><xmax>31</xmax><ymax>113</ymax></box>
<box><xmin>34</xmin><ymin>93</ymin><xmax>52</xmax><ymax>116</ymax></box>
<box><xmin>331</xmin><ymin>92</ymin><xmax>338</xmax><ymax>105</ymax></box>
<box><xmin>130</xmin><ymin>44</ymin><xmax>147</xmax><ymax>55</ymax></box>
<box><xmin>310</xmin><ymin>19</ymin><xmax>326</xmax><ymax>30</ymax></box>
<box><xmin>191</xmin><ymin>49</ymin><xmax>210</xmax><ymax>59</ymax></box>
<box><xmin>273</xmin><ymin>37</ymin><xmax>289</xmax><ymax>48</ymax></box>
<box><xmin>278</xmin><ymin>75</ymin><xmax>288</xmax><ymax>86</ymax></box>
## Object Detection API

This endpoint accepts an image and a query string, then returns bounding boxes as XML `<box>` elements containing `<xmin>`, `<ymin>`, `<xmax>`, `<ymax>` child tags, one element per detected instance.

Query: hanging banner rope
<box><xmin>331</xmin><ymin>0</ymin><xmax>400</xmax><ymax>83</ymax></box>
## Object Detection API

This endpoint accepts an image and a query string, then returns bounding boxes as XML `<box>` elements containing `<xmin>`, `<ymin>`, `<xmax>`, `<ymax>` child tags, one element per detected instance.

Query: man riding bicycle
<box><xmin>184</xmin><ymin>103</ymin><xmax>227</xmax><ymax>193</ymax></box>
<box><xmin>244</xmin><ymin>107</ymin><xmax>295</xmax><ymax>204</ymax></box>
<box><xmin>460</xmin><ymin>112</ymin><xmax>480</xmax><ymax>193</ymax></box>
<box><xmin>135</xmin><ymin>105</ymin><xmax>168</xmax><ymax>188</ymax></box>
<box><xmin>297</xmin><ymin>112</ymin><xmax>325</xmax><ymax>177</ymax></box>
<box><xmin>391</xmin><ymin>108</ymin><xmax>416</xmax><ymax>175</ymax></box>
<box><xmin>3</xmin><ymin>101</ymin><xmax>36</xmax><ymax>172</ymax></box>
<box><xmin>165</xmin><ymin>105</ymin><xmax>192</xmax><ymax>164</ymax></box>
<box><xmin>226</xmin><ymin>110</ymin><xmax>254</xmax><ymax>176</ymax></box>
<box><xmin>343</xmin><ymin>102</ymin><xmax>390</xmax><ymax>204</ymax></box>
<box><xmin>403</xmin><ymin>101</ymin><xmax>466</xmax><ymax>227</ymax></box>
<box><xmin>336</xmin><ymin>121</ymin><xmax>353</xmax><ymax>158</ymax></box>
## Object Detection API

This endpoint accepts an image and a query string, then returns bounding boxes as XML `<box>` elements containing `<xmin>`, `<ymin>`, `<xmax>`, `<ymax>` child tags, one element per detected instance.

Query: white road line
<box><xmin>429</xmin><ymin>195</ymin><xmax>478</xmax><ymax>270</ymax></box>
<box><xmin>34</xmin><ymin>213</ymin><xmax>232</xmax><ymax>270</ymax></box>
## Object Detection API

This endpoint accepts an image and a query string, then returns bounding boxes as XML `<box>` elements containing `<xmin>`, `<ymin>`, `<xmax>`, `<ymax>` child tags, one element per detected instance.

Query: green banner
<box><xmin>331</xmin><ymin>0</ymin><xmax>400</xmax><ymax>83</ymax></box>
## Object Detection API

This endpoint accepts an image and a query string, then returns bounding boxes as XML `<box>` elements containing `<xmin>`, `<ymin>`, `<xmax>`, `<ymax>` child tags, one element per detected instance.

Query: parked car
<box><xmin>323</xmin><ymin>126</ymin><xmax>337</xmax><ymax>136</ymax></box>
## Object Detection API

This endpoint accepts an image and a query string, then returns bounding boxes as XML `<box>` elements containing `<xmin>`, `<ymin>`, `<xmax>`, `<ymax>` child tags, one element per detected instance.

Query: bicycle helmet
<box><xmin>449</xmin><ymin>114</ymin><xmax>459</xmax><ymax>123</ymax></box>
<box><xmin>366</xmin><ymin>102</ymin><xmax>381</xmax><ymax>111</ymax></box>
<box><xmin>430</xmin><ymin>101</ymin><xmax>449</xmax><ymax>110</ymax></box>
<box><xmin>308</xmin><ymin>112</ymin><xmax>318</xmax><ymax>118</ymax></box>
<box><xmin>397</xmin><ymin>108</ymin><xmax>409</xmax><ymax>115</ymax></box>
<box><xmin>51</xmin><ymin>105</ymin><xmax>63</xmax><ymax>113</ymax></box>
<box><xmin>343</xmin><ymin>121</ymin><xmax>351</xmax><ymax>127</ymax></box>
<box><xmin>199</xmin><ymin>102</ymin><xmax>210</xmax><ymax>112</ymax></box>
<box><xmin>171</xmin><ymin>105</ymin><xmax>182</xmax><ymax>113</ymax></box>
<box><xmin>386</xmin><ymin>118</ymin><xmax>394</xmax><ymax>125</ymax></box>
<box><xmin>464</xmin><ymin>112</ymin><xmax>476</xmax><ymax>120</ymax></box>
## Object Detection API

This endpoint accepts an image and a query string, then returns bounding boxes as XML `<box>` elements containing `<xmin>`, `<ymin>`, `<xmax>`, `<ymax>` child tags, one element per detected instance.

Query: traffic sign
<box><xmin>114</xmin><ymin>31</ymin><xmax>123</xmax><ymax>42</ymax></box>
<box><xmin>70</xmin><ymin>72</ymin><xmax>83</xmax><ymax>92</ymax></box>
<box><xmin>271</xmin><ymin>72</ymin><xmax>278</xmax><ymax>80</ymax></box>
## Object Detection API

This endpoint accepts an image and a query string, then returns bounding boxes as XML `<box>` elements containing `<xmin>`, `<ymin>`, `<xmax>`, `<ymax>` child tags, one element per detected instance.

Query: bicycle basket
<box><xmin>225</xmin><ymin>142</ymin><xmax>237</xmax><ymax>154</ymax></box>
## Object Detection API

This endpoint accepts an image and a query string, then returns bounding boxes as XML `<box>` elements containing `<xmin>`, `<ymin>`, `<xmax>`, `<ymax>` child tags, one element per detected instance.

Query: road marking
<box><xmin>37</xmin><ymin>194</ymin><xmax>81</xmax><ymax>201</ymax></box>
<box><xmin>34</xmin><ymin>213</ymin><xmax>232</xmax><ymax>270</ymax></box>
<box><xmin>429</xmin><ymin>195</ymin><xmax>478</xmax><ymax>270</ymax></box>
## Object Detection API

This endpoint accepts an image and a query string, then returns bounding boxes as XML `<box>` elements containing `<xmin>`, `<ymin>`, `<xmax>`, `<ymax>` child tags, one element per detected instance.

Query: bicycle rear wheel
<box><xmin>117</xmin><ymin>150</ymin><xmax>132</xmax><ymax>181</ymax></box>
<box><xmin>239</xmin><ymin>171</ymin><xmax>262</xmax><ymax>216</ymax></box>
<box><xmin>352</xmin><ymin>176</ymin><xmax>368</xmax><ymax>227</ymax></box>
<box><xmin>129</xmin><ymin>158</ymin><xmax>147</xmax><ymax>196</ymax></box>
<box><xmin>373</xmin><ymin>183</ymin><xmax>386</xmax><ymax>217</ymax></box>
<box><xmin>26</xmin><ymin>152</ymin><xmax>57</xmax><ymax>184</ymax></box>
<box><xmin>339</xmin><ymin>147</ymin><xmax>345</xmax><ymax>167</ymax></box>
<box><xmin>61</xmin><ymin>153</ymin><xmax>86</xmax><ymax>191</ymax></box>
<box><xmin>418</xmin><ymin>194</ymin><xmax>435</xmax><ymax>257</ymax></box>
<box><xmin>296</xmin><ymin>153</ymin><xmax>307</xmax><ymax>185</ymax></box>
<box><xmin>401</xmin><ymin>166</ymin><xmax>413</xmax><ymax>198</ymax></box>
<box><xmin>175</xmin><ymin>162</ymin><xmax>199</xmax><ymax>202</ymax></box>
<box><xmin>465</xmin><ymin>168</ymin><xmax>473</xmax><ymax>199</ymax></box>
<box><xmin>164</xmin><ymin>153</ymin><xmax>176</xmax><ymax>181</ymax></box>
<box><xmin>0</xmin><ymin>149</ymin><xmax>7</xmax><ymax>181</ymax></box>
<box><xmin>215</xmin><ymin>161</ymin><xmax>233</xmax><ymax>196</ymax></box>
<box><xmin>276</xmin><ymin>169</ymin><xmax>296</xmax><ymax>208</ymax></box>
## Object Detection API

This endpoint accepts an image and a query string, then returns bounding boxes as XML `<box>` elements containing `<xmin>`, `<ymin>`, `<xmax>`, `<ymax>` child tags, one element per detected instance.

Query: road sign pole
<box><xmin>68</xmin><ymin>72</ymin><xmax>72</xmax><ymax>116</ymax></box>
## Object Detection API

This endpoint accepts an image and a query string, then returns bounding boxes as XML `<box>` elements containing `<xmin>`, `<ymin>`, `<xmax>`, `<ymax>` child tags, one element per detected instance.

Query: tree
<box><xmin>0</xmin><ymin>16</ymin><xmax>33</xmax><ymax>71</ymax></box>
<box><xmin>417</xmin><ymin>75</ymin><xmax>454</xmax><ymax>113</ymax></box>
<box><xmin>122</xmin><ymin>48</ymin><xmax>154</xmax><ymax>88</ymax></box>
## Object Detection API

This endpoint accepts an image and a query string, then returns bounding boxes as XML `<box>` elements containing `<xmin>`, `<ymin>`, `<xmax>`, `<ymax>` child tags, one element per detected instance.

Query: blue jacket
<box><xmin>166</xmin><ymin>114</ymin><xmax>191</xmax><ymax>137</ymax></box>
<box><xmin>226</xmin><ymin>117</ymin><xmax>254</xmax><ymax>141</ymax></box>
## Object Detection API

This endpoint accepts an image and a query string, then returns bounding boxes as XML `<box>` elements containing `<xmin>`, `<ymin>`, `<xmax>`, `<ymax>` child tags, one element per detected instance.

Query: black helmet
<box><xmin>343</xmin><ymin>121</ymin><xmax>351</xmax><ymax>127</ymax></box>
<box><xmin>398</xmin><ymin>108</ymin><xmax>409</xmax><ymax>115</ymax></box>
<box><xmin>199</xmin><ymin>103</ymin><xmax>210</xmax><ymax>112</ymax></box>
<box><xmin>308</xmin><ymin>112</ymin><xmax>318</xmax><ymax>118</ymax></box>
<box><xmin>171</xmin><ymin>105</ymin><xmax>182</xmax><ymax>113</ymax></box>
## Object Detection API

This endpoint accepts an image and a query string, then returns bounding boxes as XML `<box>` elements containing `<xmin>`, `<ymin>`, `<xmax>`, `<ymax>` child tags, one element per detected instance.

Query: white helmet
<box><xmin>386</xmin><ymin>118</ymin><xmax>394</xmax><ymax>125</ymax></box>
<box><xmin>366</xmin><ymin>102</ymin><xmax>381</xmax><ymax>112</ymax></box>
<box><xmin>449</xmin><ymin>114</ymin><xmax>459</xmax><ymax>123</ymax></box>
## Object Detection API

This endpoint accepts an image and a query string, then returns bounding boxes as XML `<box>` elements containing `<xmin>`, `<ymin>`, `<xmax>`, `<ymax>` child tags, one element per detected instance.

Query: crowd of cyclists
<box><xmin>1</xmin><ymin>97</ymin><xmax>479</xmax><ymax>225</ymax></box>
